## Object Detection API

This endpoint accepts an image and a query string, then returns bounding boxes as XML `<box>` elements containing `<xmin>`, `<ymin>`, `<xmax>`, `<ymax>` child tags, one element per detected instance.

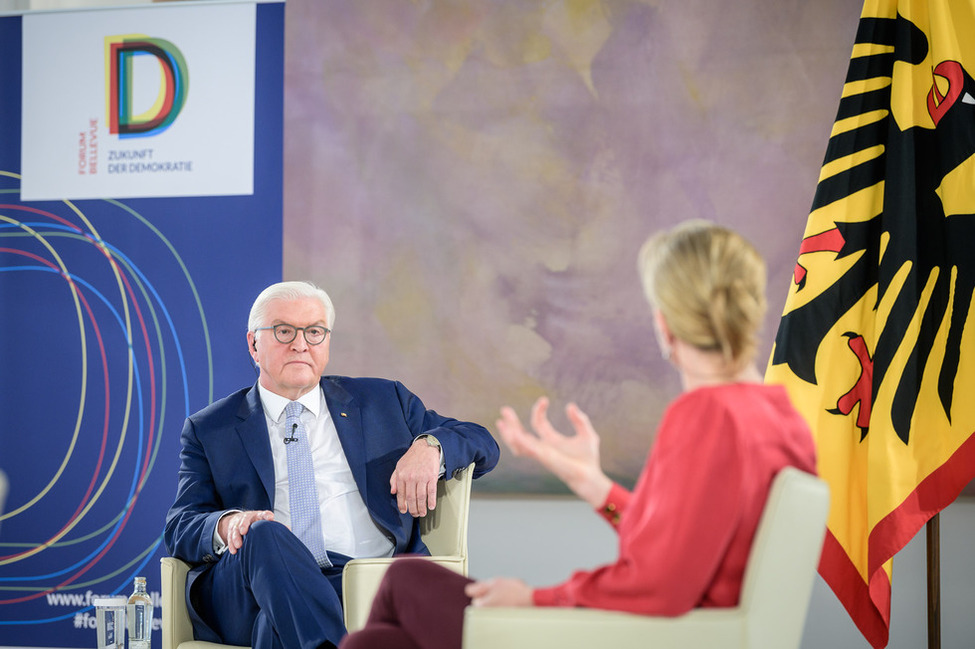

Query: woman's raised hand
<box><xmin>496</xmin><ymin>397</ymin><xmax>612</xmax><ymax>508</ymax></box>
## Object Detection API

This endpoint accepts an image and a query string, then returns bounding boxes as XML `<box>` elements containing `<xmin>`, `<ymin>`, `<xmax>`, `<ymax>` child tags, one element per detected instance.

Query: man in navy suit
<box><xmin>164</xmin><ymin>281</ymin><xmax>499</xmax><ymax>649</ymax></box>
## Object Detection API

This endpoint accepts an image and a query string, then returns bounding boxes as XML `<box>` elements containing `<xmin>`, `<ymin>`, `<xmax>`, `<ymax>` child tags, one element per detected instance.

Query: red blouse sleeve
<box><xmin>596</xmin><ymin>482</ymin><xmax>631</xmax><ymax>528</ymax></box>
<box><xmin>532</xmin><ymin>393</ymin><xmax>745</xmax><ymax>615</ymax></box>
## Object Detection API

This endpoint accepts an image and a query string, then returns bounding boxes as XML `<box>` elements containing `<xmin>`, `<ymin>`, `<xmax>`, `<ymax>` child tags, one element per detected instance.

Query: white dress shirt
<box><xmin>258</xmin><ymin>383</ymin><xmax>395</xmax><ymax>559</ymax></box>
<box><xmin>213</xmin><ymin>384</ymin><xmax>398</xmax><ymax>558</ymax></box>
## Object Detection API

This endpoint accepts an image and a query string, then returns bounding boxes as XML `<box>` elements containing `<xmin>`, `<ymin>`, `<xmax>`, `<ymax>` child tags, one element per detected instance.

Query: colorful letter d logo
<box><xmin>106</xmin><ymin>35</ymin><xmax>189</xmax><ymax>137</ymax></box>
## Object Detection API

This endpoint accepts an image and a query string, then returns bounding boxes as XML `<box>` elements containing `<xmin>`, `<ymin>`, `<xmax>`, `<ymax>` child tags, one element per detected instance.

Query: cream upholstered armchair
<box><xmin>342</xmin><ymin>463</ymin><xmax>474</xmax><ymax>631</ymax></box>
<box><xmin>160</xmin><ymin>557</ymin><xmax>231</xmax><ymax>649</ymax></box>
<box><xmin>462</xmin><ymin>466</ymin><xmax>829</xmax><ymax>649</ymax></box>
<box><xmin>160</xmin><ymin>463</ymin><xmax>474</xmax><ymax>649</ymax></box>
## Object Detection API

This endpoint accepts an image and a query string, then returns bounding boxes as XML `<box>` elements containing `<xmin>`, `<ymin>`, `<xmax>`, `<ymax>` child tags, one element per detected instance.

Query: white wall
<box><xmin>468</xmin><ymin>496</ymin><xmax>975</xmax><ymax>649</ymax></box>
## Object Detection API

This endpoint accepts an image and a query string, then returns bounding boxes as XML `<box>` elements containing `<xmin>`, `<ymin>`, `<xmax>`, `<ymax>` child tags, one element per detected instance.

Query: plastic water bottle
<box><xmin>126</xmin><ymin>576</ymin><xmax>153</xmax><ymax>649</ymax></box>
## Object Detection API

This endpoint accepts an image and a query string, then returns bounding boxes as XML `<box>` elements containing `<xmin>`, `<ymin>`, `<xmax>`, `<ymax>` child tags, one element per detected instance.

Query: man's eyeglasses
<box><xmin>254</xmin><ymin>323</ymin><xmax>330</xmax><ymax>345</ymax></box>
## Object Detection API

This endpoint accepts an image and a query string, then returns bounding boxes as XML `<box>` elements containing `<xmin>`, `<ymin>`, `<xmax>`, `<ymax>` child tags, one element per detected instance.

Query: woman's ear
<box><xmin>652</xmin><ymin>309</ymin><xmax>675</xmax><ymax>360</ymax></box>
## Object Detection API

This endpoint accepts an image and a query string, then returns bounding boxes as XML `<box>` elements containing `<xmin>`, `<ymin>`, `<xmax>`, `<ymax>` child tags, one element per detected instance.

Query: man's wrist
<box><xmin>214</xmin><ymin>510</ymin><xmax>240</xmax><ymax>553</ymax></box>
<box><xmin>415</xmin><ymin>434</ymin><xmax>441</xmax><ymax>450</ymax></box>
<box><xmin>415</xmin><ymin>434</ymin><xmax>446</xmax><ymax>477</ymax></box>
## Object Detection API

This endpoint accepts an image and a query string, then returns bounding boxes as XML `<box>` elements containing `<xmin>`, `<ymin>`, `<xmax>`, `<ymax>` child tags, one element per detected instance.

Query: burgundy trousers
<box><xmin>339</xmin><ymin>558</ymin><xmax>474</xmax><ymax>649</ymax></box>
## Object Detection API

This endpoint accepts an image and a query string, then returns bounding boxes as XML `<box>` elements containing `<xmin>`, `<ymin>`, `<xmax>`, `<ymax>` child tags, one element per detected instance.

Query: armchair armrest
<box><xmin>343</xmin><ymin>555</ymin><xmax>466</xmax><ymax>632</ymax></box>
<box><xmin>462</xmin><ymin>606</ymin><xmax>744</xmax><ymax>649</ymax></box>
<box><xmin>343</xmin><ymin>464</ymin><xmax>474</xmax><ymax>632</ymax></box>
<box><xmin>160</xmin><ymin>557</ymin><xmax>250</xmax><ymax>649</ymax></box>
<box><xmin>160</xmin><ymin>557</ymin><xmax>196</xmax><ymax>649</ymax></box>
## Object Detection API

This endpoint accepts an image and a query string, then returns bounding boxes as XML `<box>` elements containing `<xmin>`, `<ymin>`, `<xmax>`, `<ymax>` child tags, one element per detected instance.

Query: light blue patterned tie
<box><xmin>284</xmin><ymin>401</ymin><xmax>331</xmax><ymax>568</ymax></box>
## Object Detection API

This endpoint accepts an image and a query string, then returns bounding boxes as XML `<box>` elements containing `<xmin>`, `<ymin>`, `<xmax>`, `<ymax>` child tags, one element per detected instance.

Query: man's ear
<box><xmin>247</xmin><ymin>331</ymin><xmax>259</xmax><ymax>361</ymax></box>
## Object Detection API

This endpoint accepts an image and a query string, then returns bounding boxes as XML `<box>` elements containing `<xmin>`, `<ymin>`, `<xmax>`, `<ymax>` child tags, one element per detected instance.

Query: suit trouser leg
<box><xmin>195</xmin><ymin>520</ymin><xmax>346</xmax><ymax>649</ymax></box>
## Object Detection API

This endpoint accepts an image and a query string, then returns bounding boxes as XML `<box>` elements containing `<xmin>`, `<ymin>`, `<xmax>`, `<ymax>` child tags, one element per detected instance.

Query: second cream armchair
<box><xmin>462</xmin><ymin>467</ymin><xmax>829</xmax><ymax>649</ymax></box>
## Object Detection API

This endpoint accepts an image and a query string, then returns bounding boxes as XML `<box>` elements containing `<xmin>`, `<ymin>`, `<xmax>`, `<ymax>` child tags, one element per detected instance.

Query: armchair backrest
<box><xmin>419</xmin><ymin>463</ymin><xmax>474</xmax><ymax>562</ymax></box>
<box><xmin>739</xmin><ymin>466</ymin><xmax>829</xmax><ymax>649</ymax></box>
<box><xmin>341</xmin><ymin>464</ymin><xmax>476</xmax><ymax>632</ymax></box>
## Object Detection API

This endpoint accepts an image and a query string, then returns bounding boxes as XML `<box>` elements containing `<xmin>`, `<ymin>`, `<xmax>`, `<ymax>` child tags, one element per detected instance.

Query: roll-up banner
<box><xmin>0</xmin><ymin>2</ymin><xmax>284</xmax><ymax>646</ymax></box>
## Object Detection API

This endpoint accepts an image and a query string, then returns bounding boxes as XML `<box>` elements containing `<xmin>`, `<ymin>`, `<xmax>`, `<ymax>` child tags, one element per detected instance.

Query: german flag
<box><xmin>766</xmin><ymin>1</ymin><xmax>975</xmax><ymax>647</ymax></box>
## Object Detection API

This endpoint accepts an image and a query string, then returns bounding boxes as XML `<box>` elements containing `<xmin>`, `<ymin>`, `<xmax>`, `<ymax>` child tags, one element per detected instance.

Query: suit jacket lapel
<box><xmin>321</xmin><ymin>378</ymin><xmax>369</xmax><ymax>498</ymax></box>
<box><xmin>236</xmin><ymin>384</ymin><xmax>276</xmax><ymax>509</ymax></box>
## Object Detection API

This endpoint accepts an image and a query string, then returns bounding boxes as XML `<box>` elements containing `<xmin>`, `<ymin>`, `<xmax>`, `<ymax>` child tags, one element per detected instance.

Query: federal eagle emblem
<box><xmin>770</xmin><ymin>14</ymin><xmax>975</xmax><ymax>445</ymax></box>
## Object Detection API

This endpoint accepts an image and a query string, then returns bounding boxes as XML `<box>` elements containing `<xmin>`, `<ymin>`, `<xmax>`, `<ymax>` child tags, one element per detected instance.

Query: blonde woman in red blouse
<box><xmin>339</xmin><ymin>220</ymin><xmax>817</xmax><ymax>649</ymax></box>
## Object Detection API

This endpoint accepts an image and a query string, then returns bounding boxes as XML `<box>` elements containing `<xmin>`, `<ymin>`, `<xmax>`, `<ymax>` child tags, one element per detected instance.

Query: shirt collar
<box><xmin>257</xmin><ymin>382</ymin><xmax>324</xmax><ymax>423</ymax></box>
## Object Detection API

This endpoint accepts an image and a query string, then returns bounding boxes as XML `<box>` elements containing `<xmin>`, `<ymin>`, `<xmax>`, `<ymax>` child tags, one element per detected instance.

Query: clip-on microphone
<box><xmin>283</xmin><ymin>423</ymin><xmax>299</xmax><ymax>444</ymax></box>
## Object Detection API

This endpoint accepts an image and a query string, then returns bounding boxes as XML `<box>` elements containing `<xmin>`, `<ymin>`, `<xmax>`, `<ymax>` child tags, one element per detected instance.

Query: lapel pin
<box><xmin>341</xmin><ymin>412</ymin><xmax>348</xmax><ymax>417</ymax></box>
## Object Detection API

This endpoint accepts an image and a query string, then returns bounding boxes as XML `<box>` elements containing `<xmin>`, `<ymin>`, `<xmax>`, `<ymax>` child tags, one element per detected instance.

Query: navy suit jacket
<box><xmin>164</xmin><ymin>376</ymin><xmax>499</xmax><ymax>599</ymax></box>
